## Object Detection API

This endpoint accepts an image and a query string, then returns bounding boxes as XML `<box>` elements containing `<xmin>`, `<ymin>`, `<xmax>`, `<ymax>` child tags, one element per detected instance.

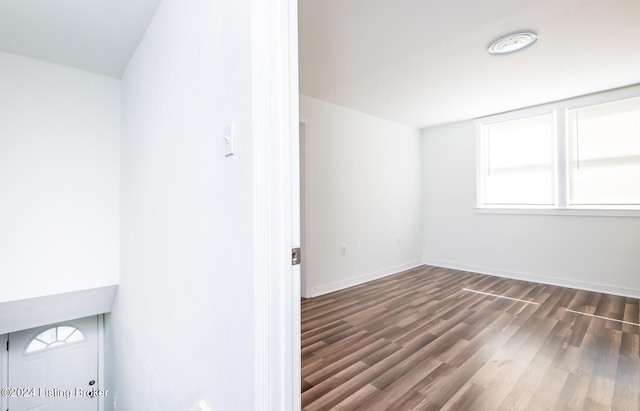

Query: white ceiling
<box><xmin>299</xmin><ymin>0</ymin><xmax>640</xmax><ymax>128</ymax></box>
<box><xmin>0</xmin><ymin>0</ymin><xmax>161</xmax><ymax>78</ymax></box>
<box><xmin>2</xmin><ymin>1</ymin><xmax>638</xmax><ymax>124</ymax></box>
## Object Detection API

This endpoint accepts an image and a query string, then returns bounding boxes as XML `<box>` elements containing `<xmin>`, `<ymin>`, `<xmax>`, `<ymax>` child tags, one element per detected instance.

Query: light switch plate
<box><xmin>223</xmin><ymin>123</ymin><xmax>235</xmax><ymax>157</ymax></box>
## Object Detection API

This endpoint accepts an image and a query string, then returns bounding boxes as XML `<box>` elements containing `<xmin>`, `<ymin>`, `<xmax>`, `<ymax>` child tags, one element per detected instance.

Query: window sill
<box><xmin>474</xmin><ymin>207</ymin><xmax>640</xmax><ymax>218</ymax></box>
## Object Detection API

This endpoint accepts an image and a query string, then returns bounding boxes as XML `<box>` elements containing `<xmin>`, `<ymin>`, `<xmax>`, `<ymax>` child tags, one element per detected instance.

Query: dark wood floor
<box><xmin>301</xmin><ymin>265</ymin><xmax>640</xmax><ymax>411</ymax></box>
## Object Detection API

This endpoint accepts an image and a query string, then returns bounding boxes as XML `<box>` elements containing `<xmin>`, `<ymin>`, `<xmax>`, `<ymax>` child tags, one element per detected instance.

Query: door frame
<box><xmin>1</xmin><ymin>334</ymin><xmax>6</xmax><ymax>411</ymax></box>
<box><xmin>97</xmin><ymin>314</ymin><xmax>105</xmax><ymax>411</ymax></box>
<box><xmin>299</xmin><ymin>120</ymin><xmax>310</xmax><ymax>298</ymax></box>
<box><xmin>251</xmin><ymin>0</ymin><xmax>300</xmax><ymax>409</ymax></box>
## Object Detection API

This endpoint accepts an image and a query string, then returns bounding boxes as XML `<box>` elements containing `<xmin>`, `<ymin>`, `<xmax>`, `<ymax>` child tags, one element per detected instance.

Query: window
<box><xmin>481</xmin><ymin>114</ymin><xmax>556</xmax><ymax>206</ymax></box>
<box><xmin>476</xmin><ymin>88</ymin><xmax>640</xmax><ymax>215</ymax></box>
<box><xmin>25</xmin><ymin>326</ymin><xmax>85</xmax><ymax>354</ymax></box>
<box><xmin>568</xmin><ymin>97</ymin><xmax>640</xmax><ymax>207</ymax></box>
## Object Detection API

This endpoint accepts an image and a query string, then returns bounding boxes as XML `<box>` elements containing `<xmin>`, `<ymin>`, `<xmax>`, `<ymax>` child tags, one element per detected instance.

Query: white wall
<box><xmin>300</xmin><ymin>95</ymin><xmax>423</xmax><ymax>296</ymax></box>
<box><xmin>422</xmin><ymin>121</ymin><xmax>640</xmax><ymax>297</ymax></box>
<box><xmin>112</xmin><ymin>1</ymin><xmax>255</xmax><ymax>410</ymax></box>
<box><xmin>0</xmin><ymin>51</ymin><xmax>120</xmax><ymax>303</ymax></box>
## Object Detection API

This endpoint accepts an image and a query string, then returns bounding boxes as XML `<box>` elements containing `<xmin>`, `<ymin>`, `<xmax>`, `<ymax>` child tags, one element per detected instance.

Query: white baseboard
<box><xmin>424</xmin><ymin>259</ymin><xmax>640</xmax><ymax>300</ymax></box>
<box><xmin>309</xmin><ymin>260</ymin><xmax>424</xmax><ymax>297</ymax></box>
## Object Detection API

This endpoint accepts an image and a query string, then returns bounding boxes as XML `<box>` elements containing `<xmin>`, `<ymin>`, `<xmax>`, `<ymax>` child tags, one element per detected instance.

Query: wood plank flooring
<box><xmin>301</xmin><ymin>265</ymin><xmax>640</xmax><ymax>411</ymax></box>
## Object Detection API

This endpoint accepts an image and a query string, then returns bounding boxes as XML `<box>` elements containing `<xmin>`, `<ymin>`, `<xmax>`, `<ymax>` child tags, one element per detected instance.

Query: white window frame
<box><xmin>25</xmin><ymin>325</ymin><xmax>86</xmax><ymax>354</ymax></box>
<box><xmin>475</xmin><ymin>84</ymin><xmax>640</xmax><ymax>217</ymax></box>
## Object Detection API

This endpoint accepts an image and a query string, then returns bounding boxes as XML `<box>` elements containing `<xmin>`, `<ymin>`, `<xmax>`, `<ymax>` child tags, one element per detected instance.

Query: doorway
<box><xmin>6</xmin><ymin>316</ymin><xmax>101</xmax><ymax>411</ymax></box>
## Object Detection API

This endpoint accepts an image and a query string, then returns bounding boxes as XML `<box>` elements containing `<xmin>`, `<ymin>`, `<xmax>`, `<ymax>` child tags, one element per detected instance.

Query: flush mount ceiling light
<box><xmin>488</xmin><ymin>31</ymin><xmax>538</xmax><ymax>56</ymax></box>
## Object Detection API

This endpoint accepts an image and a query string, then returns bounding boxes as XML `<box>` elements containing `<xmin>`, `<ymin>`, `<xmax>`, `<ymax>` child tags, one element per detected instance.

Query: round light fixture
<box><xmin>488</xmin><ymin>31</ymin><xmax>538</xmax><ymax>55</ymax></box>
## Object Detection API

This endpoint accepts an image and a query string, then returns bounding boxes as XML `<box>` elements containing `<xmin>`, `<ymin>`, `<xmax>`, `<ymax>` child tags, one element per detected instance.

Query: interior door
<box><xmin>8</xmin><ymin>316</ymin><xmax>98</xmax><ymax>411</ymax></box>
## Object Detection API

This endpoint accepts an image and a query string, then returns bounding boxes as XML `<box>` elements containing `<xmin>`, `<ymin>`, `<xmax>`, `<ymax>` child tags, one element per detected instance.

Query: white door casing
<box><xmin>7</xmin><ymin>316</ymin><xmax>99</xmax><ymax>411</ymax></box>
<box><xmin>299</xmin><ymin>121</ymin><xmax>309</xmax><ymax>298</ymax></box>
<box><xmin>1</xmin><ymin>334</ymin><xmax>7</xmax><ymax>411</ymax></box>
<box><xmin>251</xmin><ymin>0</ymin><xmax>300</xmax><ymax>409</ymax></box>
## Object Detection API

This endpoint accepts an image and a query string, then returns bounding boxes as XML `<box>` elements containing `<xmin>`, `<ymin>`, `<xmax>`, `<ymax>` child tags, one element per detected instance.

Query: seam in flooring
<box><xmin>462</xmin><ymin>288</ymin><xmax>540</xmax><ymax>305</ymax></box>
<box><xmin>565</xmin><ymin>308</ymin><xmax>640</xmax><ymax>327</ymax></box>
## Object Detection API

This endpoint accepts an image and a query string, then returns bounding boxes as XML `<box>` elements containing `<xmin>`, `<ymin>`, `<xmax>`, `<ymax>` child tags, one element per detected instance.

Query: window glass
<box><xmin>482</xmin><ymin>114</ymin><xmax>556</xmax><ymax>206</ymax></box>
<box><xmin>568</xmin><ymin>97</ymin><xmax>640</xmax><ymax>206</ymax></box>
<box><xmin>66</xmin><ymin>329</ymin><xmax>84</xmax><ymax>343</ymax></box>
